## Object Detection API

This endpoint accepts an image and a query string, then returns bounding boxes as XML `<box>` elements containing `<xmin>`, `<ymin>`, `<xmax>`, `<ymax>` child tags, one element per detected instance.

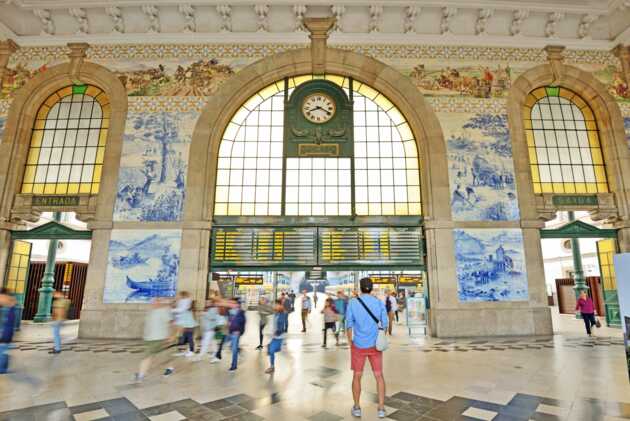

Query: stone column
<box><xmin>33</xmin><ymin>212</ymin><xmax>61</xmax><ymax>322</ymax></box>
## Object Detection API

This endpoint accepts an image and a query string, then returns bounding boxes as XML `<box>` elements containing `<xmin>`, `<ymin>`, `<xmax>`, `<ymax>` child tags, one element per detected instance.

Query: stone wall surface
<box><xmin>1</xmin><ymin>41</ymin><xmax>628</xmax><ymax>338</ymax></box>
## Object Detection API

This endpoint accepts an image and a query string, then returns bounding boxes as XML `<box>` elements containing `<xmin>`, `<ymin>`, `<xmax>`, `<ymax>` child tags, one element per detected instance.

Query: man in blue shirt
<box><xmin>345</xmin><ymin>278</ymin><xmax>388</xmax><ymax>418</ymax></box>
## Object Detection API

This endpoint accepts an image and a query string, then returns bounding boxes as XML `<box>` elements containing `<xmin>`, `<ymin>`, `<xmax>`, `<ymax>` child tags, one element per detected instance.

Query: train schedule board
<box><xmin>211</xmin><ymin>227</ymin><xmax>317</xmax><ymax>268</ymax></box>
<box><xmin>319</xmin><ymin>227</ymin><xmax>423</xmax><ymax>266</ymax></box>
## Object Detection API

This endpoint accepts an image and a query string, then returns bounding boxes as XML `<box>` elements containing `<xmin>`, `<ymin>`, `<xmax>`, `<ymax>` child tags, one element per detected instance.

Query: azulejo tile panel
<box><xmin>103</xmin><ymin>229</ymin><xmax>182</xmax><ymax>303</ymax></box>
<box><xmin>440</xmin><ymin>112</ymin><xmax>519</xmax><ymax>221</ymax></box>
<box><xmin>625</xmin><ymin>117</ymin><xmax>630</xmax><ymax>148</ymax></box>
<box><xmin>427</xmin><ymin>97</ymin><xmax>507</xmax><ymax>114</ymax></box>
<box><xmin>454</xmin><ymin>228</ymin><xmax>528</xmax><ymax>302</ymax></box>
<box><xmin>113</xmin><ymin>109</ymin><xmax>200</xmax><ymax>222</ymax></box>
<box><xmin>0</xmin><ymin>115</ymin><xmax>6</xmax><ymax>143</ymax></box>
<box><xmin>127</xmin><ymin>96</ymin><xmax>207</xmax><ymax>113</ymax></box>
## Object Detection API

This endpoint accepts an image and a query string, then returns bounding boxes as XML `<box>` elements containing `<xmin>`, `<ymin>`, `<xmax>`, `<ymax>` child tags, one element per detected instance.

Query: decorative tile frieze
<box><xmin>619</xmin><ymin>102</ymin><xmax>630</xmax><ymax>117</ymax></box>
<box><xmin>127</xmin><ymin>96</ymin><xmax>207</xmax><ymax>113</ymax></box>
<box><xmin>9</xmin><ymin>43</ymin><xmax>618</xmax><ymax>65</ymax></box>
<box><xmin>426</xmin><ymin>96</ymin><xmax>507</xmax><ymax>114</ymax></box>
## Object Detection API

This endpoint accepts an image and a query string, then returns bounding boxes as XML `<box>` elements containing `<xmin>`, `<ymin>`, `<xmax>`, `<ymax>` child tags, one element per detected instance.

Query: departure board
<box><xmin>211</xmin><ymin>227</ymin><xmax>317</xmax><ymax>267</ymax></box>
<box><xmin>319</xmin><ymin>227</ymin><xmax>423</xmax><ymax>266</ymax></box>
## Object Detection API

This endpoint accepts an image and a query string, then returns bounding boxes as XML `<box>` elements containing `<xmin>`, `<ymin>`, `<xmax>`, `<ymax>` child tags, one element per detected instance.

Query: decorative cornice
<box><xmin>6</xmin><ymin>43</ymin><xmax>619</xmax><ymax>65</ymax></box>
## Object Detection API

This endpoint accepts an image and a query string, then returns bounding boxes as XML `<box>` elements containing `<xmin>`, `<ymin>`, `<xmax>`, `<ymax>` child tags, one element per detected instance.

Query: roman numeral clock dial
<box><xmin>302</xmin><ymin>93</ymin><xmax>336</xmax><ymax>124</ymax></box>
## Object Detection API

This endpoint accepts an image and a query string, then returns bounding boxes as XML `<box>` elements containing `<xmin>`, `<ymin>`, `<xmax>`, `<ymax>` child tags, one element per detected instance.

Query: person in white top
<box><xmin>385</xmin><ymin>291</ymin><xmax>398</xmax><ymax>335</ymax></box>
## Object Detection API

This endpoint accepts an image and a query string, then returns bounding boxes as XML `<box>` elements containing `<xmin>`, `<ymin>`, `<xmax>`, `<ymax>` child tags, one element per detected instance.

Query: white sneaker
<box><xmin>210</xmin><ymin>357</ymin><xmax>220</xmax><ymax>364</ymax></box>
<box><xmin>184</xmin><ymin>351</ymin><xmax>195</xmax><ymax>357</ymax></box>
<box><xmin>351</xmin><ymin>406</ymin><xmax>362</xmax><ymax>417</ymax></box>
<box><xmin>377</xmin><ymin>408</ymin><xmax>386</xmax><ymax>418</ymax></box>
<box><xmin>173</xmin><ymin>351</ymin><xmax>186</xmax><ymax>356</ymax></box>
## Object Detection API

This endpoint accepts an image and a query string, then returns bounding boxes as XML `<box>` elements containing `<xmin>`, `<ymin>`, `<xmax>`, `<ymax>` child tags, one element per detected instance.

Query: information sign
<box><xmin>32</xmin><ymin>196</ymin><xmax>80</xmax><ymax>207</ymax></box>
<box><xmin>552</xmin><ymin>195</ymin><xmax>598</xmax><ymax>207</ymax></box>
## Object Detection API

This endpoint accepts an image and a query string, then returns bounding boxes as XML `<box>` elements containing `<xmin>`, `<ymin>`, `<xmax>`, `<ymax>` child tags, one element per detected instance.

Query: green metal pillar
<box><xmin>33</xmin><ymin>212</ymin><xmax>61</xmax><ymax>323</ymax></box>
<box><xmin>568</xmin><ymin>211</ymin><xmax>588</xmax><ymax>319</ymax></box>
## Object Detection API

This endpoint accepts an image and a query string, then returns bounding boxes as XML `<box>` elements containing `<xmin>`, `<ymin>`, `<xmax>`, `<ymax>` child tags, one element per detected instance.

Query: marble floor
<box><xmin>1</xmin><ymin>308</ymin><xmax>629</xmax><ymax>421</ymax></box>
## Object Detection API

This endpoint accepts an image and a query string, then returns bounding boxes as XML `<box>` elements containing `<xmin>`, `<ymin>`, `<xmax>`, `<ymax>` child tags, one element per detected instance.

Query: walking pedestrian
<box><xmin>384</xmin><ymin>291</ymin><xmax>397</xmax><ymax>335</ymax></box>
<box><xmin>335</xmin><ymin>290</ymin><xmax>348</xmax><ymax>339</ymax></box>
<box><xmin>198</xmin><ymin>298</ymin><xmax>224</xmax><ymax>362</ymax></box>
<box><xmin>228</xmin><ymin>298</ymin><xmax>246</xmax><ymax>371</ymax></box>
<box><xmin>301</xmin><ymin>290</ymin><xmax>312</xmax><ymax>333</ymax></box>
<box><xmin>322</xmin><ymin>297</ymin><xmax>339</xmax><ymax>348</ymax></box>
<box><xmin>576</xmin><ymin>290</ymin><xmax>598</xmax><ymax>336</ymax></box>
<box><xmin>257</xmin><ymin>297</ymin><xmax>273</xmax><ymax>350</ymax></box>
<box><xmin>51</xmin><ymin>291</ymin><xmax>70</xmax><ymax>354</ymax></box>
<box><xmin>346</xmin><ymin>278</ymin><xmax>389</xmax><ymax>418</ymax></box>
<box><xmin>135</xmin><ymin>298</ymin><xmax>172</xmax><ymax>383</ymax></box>
<box><xmin>172</xmin><ymin>291</ymin><xmax>197</xmax><ymax>357</ymax></box>
<box><xmin>313</xmin><ymin>291</ymin><xmax>319</xmax><ymax>309</ymax></box>
<box><xmin>282</xmin><ymin>292</ymin><xmax>293</xmax><ymax>332</ymax></box>
<box><xmin>0</xmin><ymin>288</ymin><xmax>17</xmax><ymax>374</ymax></box>
<box><xmin>266</xmin><ymin>299</ymin><xmax>286</xmax><ymax>374</ymax></box>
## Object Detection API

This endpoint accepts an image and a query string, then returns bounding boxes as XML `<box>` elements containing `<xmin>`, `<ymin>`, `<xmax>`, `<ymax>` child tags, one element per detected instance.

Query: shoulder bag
<box><xmin>357</xmin><ymin>297</ymin><xmax>389</xmax><ymax>351</ymax></box>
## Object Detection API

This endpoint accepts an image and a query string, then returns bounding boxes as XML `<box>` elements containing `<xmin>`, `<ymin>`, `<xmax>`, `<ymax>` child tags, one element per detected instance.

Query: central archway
<box><xmin>181</xmin><ymin>46</ymin><xmax>451</xmax><ymax>335</ymax></box>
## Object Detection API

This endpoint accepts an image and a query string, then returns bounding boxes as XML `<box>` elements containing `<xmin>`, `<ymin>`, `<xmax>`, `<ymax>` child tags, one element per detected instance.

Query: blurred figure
<box><xmin>172</xmin><ymin>291</ymin><xmax>197</xmax><ymax>357</ymax></box>
<box><xmin>198</xmin><ymin>298</ymin><xmax>224</xmax><ymax>362</ymax></box>
<box><xmin>384</xmin><ymin>291</ymin><xmax>397</xmax><ymax>335</ymax></box>
<box><xmin>256</xmin><ymin>296</ymin><xmax>273</xmax><ymax>350</ymax></box>
<box><xmin>335</xmin><ymin>290</ymin><xmax>348</xmax><ymax>340</ymax></box>
<box><xmin>266</xmin><ymin>299</ymin><xmax>286</xmax><ymax>374</ymax></box>
<box><xmin>51</xmin><ymin>291</ymin><xmax>70</xmax><ymax>354</ymax></box>
<box><xmin>321</xmin><ymin>297</ymin><xmax>339</xmax><ymax>348</ymax></box>
<box><xmin>313</xmin><ymin>291</ymin><xmax>319</xmax><ymax>309</ymax></box>
<box><xmin>301</xmin><ymin>290</ymin><xmax>311</xmax><ymax>333</ymax></box>
<box><xmin>228</xmin><ymin>298</ymin><xmax>246</xmax><ymax>371</ymax></box>
<box><xmin>282</xmin><ymin>292</ymin><xmax>294</xmax><ymax>332</ymax></box>
<box><xmin>135</xmin><ymin>298</ymin><xmax>172</xmax><ymax>383</ymax></box>
<box><xmin>0</xmin><ymin>288</ymin><xmax>17</xmax><ymax>374</ymax></box>
<box><xmin>396</xmin><ymin>291</ymin><xmax>406</xmax><ymax>323</ymax></box>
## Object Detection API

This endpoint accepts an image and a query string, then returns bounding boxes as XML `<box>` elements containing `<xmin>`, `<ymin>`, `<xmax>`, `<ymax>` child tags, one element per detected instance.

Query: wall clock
<box><xmin>302</xmin><ymin>93</ymin><xmax>336</xmax><ymax>124</ymax></box>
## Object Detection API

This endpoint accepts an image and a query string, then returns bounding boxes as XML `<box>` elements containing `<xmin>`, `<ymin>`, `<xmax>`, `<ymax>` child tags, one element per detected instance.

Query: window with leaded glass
<box><xmin>21</xmin><ymin>85</ymin><xmax>110</xmax><ymax>195</ymax></box>
<box><xmin>214</xmin><ymin>75</ymin><xmax>421</xmax><ymax>217</ymax></box>
<box><xmin>524</xmin><ymin>86</ymin><xmax>608</xmax><ymax>194</ymax></box>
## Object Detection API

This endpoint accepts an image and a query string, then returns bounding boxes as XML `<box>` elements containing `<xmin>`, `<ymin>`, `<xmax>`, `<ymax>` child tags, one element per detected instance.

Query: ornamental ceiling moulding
<box><xmin>8</xmin><ymin>43</ymin><xmax>618</xmax><ymax>65</ymax></box>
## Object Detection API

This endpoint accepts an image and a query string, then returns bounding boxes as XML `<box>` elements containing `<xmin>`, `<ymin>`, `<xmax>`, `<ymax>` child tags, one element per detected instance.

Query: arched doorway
<box><xmin>182</xmin><ymin>45</ymin><xmax>452</xmax><ymax>335</ymax></box>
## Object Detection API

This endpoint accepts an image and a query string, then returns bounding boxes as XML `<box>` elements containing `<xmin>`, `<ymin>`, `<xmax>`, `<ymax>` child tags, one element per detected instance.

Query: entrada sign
<box><xmin>32</xmin><ymin>196</ymin><xmax>80</xmax><ymax>207</ymax></box>
<box><xmin>552</xmin><ymin>195</ymin><xmax>598</xmax><ymax>207</ymax></box>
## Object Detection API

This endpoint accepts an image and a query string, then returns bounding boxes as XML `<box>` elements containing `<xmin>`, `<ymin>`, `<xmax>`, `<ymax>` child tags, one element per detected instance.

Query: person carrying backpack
<box><xmin>0</xmin><ymin>288</ymin><xmax>17</xmax><ymax>374</ymax></box>
<box><xmin>228</xmin><ymin>298</ymin><xmax>246</xmax><ymax>371</ymax></box>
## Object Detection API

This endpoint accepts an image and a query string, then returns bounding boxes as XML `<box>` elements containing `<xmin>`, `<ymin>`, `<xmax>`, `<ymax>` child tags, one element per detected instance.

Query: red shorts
<box><xmin>350</xmin><ymin>344</ymin><xmax>383</xmax><ymax>374</ymax></box>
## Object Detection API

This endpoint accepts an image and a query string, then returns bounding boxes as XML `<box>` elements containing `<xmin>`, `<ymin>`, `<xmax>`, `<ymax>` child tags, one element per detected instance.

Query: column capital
<box><xmin>305</xmin><ymin>17</ymin><xmax>335</xmax><ymax>75</ymax></box>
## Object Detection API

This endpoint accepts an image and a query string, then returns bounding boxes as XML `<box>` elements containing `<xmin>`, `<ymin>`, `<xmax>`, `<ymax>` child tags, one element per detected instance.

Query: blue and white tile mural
<box><xmin>0</xmin><ymin>115</ymin><xmax>6</xmax><ymax>142</ymax></box>
<box><xmin>441</xmin><ymin>113</ymin><xmax>519</xmax><ymax>221</ymax></box>
<box><xmin>113</xmin><ymin>111</ymin><xmax>199</xmax><ymax>222</ymax></box>
<box><xmin>624</xmin><ymin>117</ymin><xmax>630</xmax><ymax>148</ymax></box>
<box><xmin>454</xmin><ymin>228</ymin><xmax>528</xmax><ymax>302</ymax></box>
<box><xmin>103</xmin><ymin>229</ymin><xmax>182</xmax><ymax>303</ymax></box>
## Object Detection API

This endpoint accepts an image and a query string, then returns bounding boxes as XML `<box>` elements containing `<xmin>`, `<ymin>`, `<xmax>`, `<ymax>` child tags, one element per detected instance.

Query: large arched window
<box><xmin>214</xmin><ymin>75</ymin><xmax>421</xmax><ymax>216</ymax></box>
<box><xmin>21</xmin><ymin>85</ymin><xmax>110</xmax><ymax>195</ymax></box>
<box><xmin>524</xmin><ymin>86</ymin><xmax>608</xmax><ymax>194</ymax></box>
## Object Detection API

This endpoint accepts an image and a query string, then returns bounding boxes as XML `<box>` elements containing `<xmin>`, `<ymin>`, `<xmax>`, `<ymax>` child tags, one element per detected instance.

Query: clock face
<box><xmin>302</xmin><ymin>93</ymin><xmax>336</xmax><ymax>124</ymax></box>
